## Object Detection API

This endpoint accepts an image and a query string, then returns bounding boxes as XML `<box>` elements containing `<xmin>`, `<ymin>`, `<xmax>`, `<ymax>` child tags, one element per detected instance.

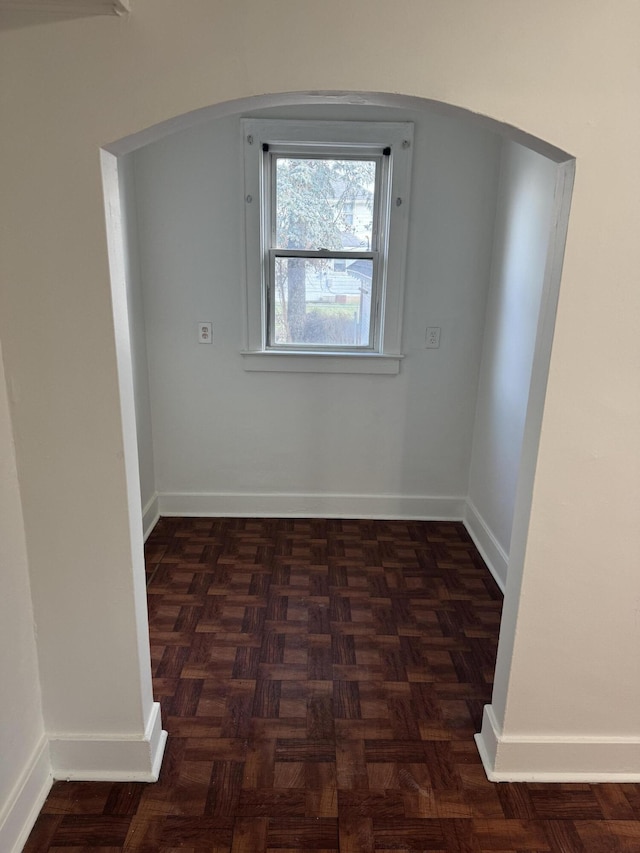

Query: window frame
<box><xmin>241</xmin><ymin>119</ymin><xmax>414</xmax><ymax>374</ymax></box>
<box><xmin>267</xmin><ymin>148</ymin><xmax>382</xmax><ymax>353</ymax></box>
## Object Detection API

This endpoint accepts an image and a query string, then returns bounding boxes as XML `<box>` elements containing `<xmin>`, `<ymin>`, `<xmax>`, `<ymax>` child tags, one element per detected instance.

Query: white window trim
<box><xmin>241</xmin><ymin>119</ymin><xmax>414</xmax><ymax>374</ymax></box>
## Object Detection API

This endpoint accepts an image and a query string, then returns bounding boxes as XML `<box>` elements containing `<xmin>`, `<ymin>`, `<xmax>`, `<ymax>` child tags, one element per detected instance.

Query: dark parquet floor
<box><xmin>24</xmin><ymin>517</ymin><xmax>640</xmax><ymax>851</ymax></box>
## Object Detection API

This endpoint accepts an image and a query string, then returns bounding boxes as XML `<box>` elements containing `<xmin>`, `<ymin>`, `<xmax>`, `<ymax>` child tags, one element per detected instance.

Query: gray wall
<box><xmin>119</xmin><ymin>156</ymin><xmax>156</xmax><ymax>528</ymax></box>
<box><xmin>467</xmin><ymin>139</ymin><xmax>558</xmax><ymax>585</ymax></box>
<box><xmin>130</xmin><ymin>104</ymin><xmax>502</xmax><ymax>514</ymax></box>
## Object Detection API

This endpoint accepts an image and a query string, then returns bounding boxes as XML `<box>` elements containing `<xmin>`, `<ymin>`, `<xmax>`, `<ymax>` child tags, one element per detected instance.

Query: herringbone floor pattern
<box><xmin>24</xmin><ymin>517</ymin><xmax>640</xmax><ymax>851</ymax></box>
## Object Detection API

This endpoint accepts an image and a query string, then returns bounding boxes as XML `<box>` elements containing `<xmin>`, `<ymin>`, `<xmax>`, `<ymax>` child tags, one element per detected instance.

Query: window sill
<box><xmin>241</xmin><ymin>351</ymin><xmax>403</xmax><ymax>374</ymax></box>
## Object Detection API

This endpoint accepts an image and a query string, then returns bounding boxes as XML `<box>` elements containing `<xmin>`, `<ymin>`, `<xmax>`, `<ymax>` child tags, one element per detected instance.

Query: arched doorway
<box><xmin>101</xmin><ymin>91</ymin><xmax>574</xmax><ymax>781</ymax></box>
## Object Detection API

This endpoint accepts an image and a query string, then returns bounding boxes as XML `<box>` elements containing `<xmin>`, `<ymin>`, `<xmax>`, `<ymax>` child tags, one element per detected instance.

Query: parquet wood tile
<box><xmin>23</xmin><ymin>517</ymin><xmax>640</xmax><ymax>852</ymax></box>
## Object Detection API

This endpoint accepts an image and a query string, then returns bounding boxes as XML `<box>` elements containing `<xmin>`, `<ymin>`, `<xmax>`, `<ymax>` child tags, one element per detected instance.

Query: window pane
<box><xmin>272</xmin><ymin>257</ymin><xmax>373</xmax><ymax>347</ymax></box>
<box><xmin>275</xmin><ymin>158</ymin><xmax>376</xmax><ymax>252</ymax></box>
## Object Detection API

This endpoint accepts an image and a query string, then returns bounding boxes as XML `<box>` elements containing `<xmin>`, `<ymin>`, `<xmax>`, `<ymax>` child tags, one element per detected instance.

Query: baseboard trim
<box><xmin>49</xmin><ymin>701</ymin><xmax>167</xmax><ymax>782</ymax></box>
<box><xmin>0</xmin><ymin>736</ymin><xmax>52</xmax><ymax>853</ymax></box>
<box><xmin>476</xmin><ymin>704</ymin><xmax>640</xmax><ymax>782</ymax></box>
<box><xmin>155</xmin><ymin>492</ymin><xmax>508</xmax><ymax>591</ymax></box>
<box><xmin>463</xmin><ymin>500</ymin><xmax>508</xmax><ymax>593</ymax></box>
<box><xmin>142</xmin><ymin>492</ymin><xmax>160</xmax><ymax>541</ymax></box>
<box><xmin>157</xmin><ymin>491</ymin><xmax>466</xmax><ymax>521</ymax></box>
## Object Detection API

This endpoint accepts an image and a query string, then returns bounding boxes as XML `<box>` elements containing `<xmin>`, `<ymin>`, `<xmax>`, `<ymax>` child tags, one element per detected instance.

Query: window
<box><xmin>242</xmin><ymin>119</ymin><xmax>414</xmax><ymax>374</ymax></box>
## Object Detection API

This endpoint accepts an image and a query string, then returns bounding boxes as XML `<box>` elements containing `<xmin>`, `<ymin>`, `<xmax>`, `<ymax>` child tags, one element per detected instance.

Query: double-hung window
<box><xmin>241</xmin><ymin>119</ymin><xmax>413</xmax><ymax>373</ymax></box>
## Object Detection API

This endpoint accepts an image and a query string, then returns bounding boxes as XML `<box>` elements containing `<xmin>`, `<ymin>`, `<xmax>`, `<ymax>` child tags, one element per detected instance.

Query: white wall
<box><xmin>0</xmin><ymin>342</ymin><xmax>50</xmax><ymax>853</ymax></box>
<box><xmin>466</xmin><ymin>140</ymin><xmax>559</xmax><ymax>587</ymax></box>
<box><xmin>1</xmin><ymin>0</ymin><xmax>639</xmax><ymax>809</ymax></box>
<box><xmin>119</xmin><ymin>155</ymin><xmax>157</xmax><ymax>534</ymax></box>
<box><xmin>131</xmin><ymin>104</ymin><xmax>501</xmax><ymax>515</ymax></box>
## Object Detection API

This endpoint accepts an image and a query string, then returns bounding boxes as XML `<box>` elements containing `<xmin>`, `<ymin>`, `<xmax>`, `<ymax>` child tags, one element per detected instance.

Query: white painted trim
<box><xmin>142</xmin><ymin>492</ymin><xmax>159</xmax><ymax>541</ymax></box>
<box><xmin>476</xmin><ymin>704</ymin><xmax>640</xmax><ymax>782</ymax></box>
<box><xmin>241</xmin><ymin>352</ymin><xmax>402</xmax><ymax>374</ymax></box>
<box><xmin>102</xmin><ymin>148</ymin><xmax>161</xmax><ymax>733</ymax></box>
<box><xmin>463</xmin><ymin>500</ymin><xmax>508</xmax><ymax>593</ymax></box>
<box><xmin>157</xmin><ymin>491</ymin><xmax>465</xmax><ymax>521</ymax></box>
<box><xmin>49</xmin><ymin>702</ymin><xmax>167</xmax><ymax>782</ymax></box>
<box><xmin>241</xmin><ymin>118</ymin><xmax>413</xmax><ymax>362</ymax></box>
<box><xmin>0</xmin><ymin>737</ymin><xmax>52</xmax><ymax>853</ymax></box>
<box><xmin>104</xmin><ymin>92</ymin><xmax>572</xmax><ymax>163</ymax></box>
<box><xmin>487</xmin><ymin>157</ymin><xmax>576</xmax><ymax>730</ymax></box>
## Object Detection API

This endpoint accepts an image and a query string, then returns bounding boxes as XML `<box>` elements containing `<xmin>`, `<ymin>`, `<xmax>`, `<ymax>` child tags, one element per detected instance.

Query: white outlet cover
<box><xmin>425</xmin><ymin>326</ymin><xmax>441</xmax><ymax>348</ymax></box>
<box><xmin>198</xmin><ymin>322</ymin><xmax>213</xmax><ymax>344</ymax></box>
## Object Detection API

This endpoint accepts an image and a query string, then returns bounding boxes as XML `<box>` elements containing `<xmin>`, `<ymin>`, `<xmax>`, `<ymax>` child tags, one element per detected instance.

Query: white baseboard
<box><xmin>49</xmin><ymin>701</ymin><xmax>167</xmax><ymax>782</ymax></box>
<box><xmin>476</xmin><ymin>704</ymin><xmax>640</xmax><ymax>782</ymax></box>
<box><xmin>142</xmin><ymin>492</ymin><xmax>159</xmax><ymax>541</ymax></box>
<box><xmin>155</xmin><ymin>492</ymin><xmax>509</xmax><ymax>591</ymax></box>
<box><xmin>157</xmin><ymin>491</ymin><xmax>466</xmax><ymax>521</ymax></box>
<box><xmin>463</xmin><ymin>500</ymin><xmax>508</xmax><ymax>593</ymax></box>
<box><xmin>0</xmin><ymin>736</ymin><xmax>52</xmax><ymax>853</ymax></box>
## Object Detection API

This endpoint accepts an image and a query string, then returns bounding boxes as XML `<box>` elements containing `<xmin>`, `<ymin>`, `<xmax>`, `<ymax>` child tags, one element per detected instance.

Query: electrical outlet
<box><xmin>425</xmin><ymin>326</ymin><xmax>441</xmax><ymax>348</ymax></box>
<box><xmin>198</xmin><ymin>322</ymin><xmax>213</xmax><ymax>344</ymax></box>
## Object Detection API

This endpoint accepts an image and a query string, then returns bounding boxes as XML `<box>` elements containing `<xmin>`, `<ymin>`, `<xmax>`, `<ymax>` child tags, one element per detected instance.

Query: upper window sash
<box><xmin>266</xmin><ymin>148</ymin><xmax>387</xmax><ymax>255</ymax></box>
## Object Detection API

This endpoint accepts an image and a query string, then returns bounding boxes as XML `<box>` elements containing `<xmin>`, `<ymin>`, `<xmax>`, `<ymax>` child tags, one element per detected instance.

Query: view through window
<box><xmin>272</xmin><ymin>156</ymin><xmax>377</xmax><ymax>348</ymax></box>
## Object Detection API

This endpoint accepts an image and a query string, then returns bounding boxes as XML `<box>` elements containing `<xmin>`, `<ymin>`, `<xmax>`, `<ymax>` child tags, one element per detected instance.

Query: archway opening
<box><xmin>101</xmin><ymin>91</ymin><xmax>574</xmax><ymax>778</ymax></box>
